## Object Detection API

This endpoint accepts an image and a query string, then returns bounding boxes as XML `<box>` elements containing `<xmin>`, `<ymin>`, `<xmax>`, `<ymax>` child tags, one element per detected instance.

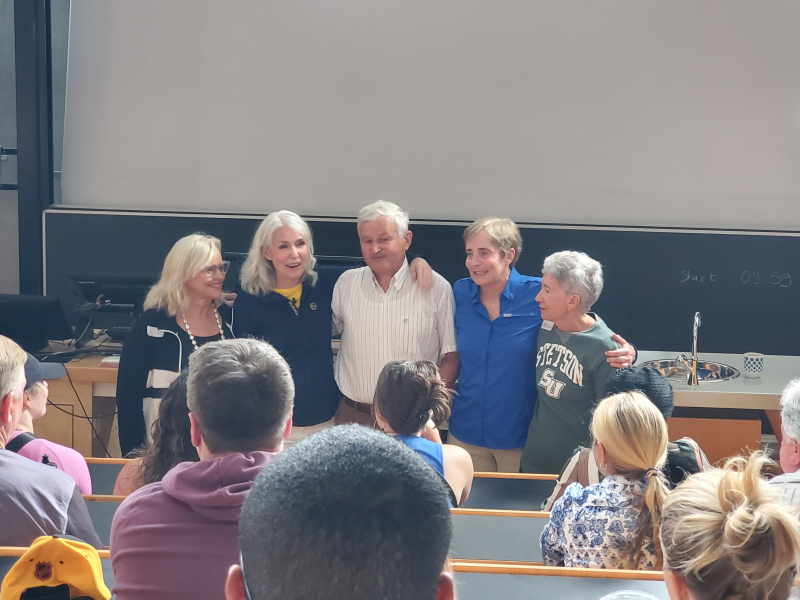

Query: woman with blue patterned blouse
<box><xmin>540</xmin><ymin>391</ymin><xmax>669</xmax><ymax>570</ymax></box>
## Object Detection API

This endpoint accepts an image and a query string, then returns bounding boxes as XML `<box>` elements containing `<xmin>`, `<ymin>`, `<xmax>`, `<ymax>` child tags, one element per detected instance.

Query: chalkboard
<box><xmin>44</xmin><ymin>208</ymin><xmax>800</xmax><ymax>355</ymax></box>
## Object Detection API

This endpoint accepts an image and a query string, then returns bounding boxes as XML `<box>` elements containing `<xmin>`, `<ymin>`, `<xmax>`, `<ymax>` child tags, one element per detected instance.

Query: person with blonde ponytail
<box><xmin>661</xmin><ymin>453</ymin><xmax>800</xmax><ymax>600</ymax></box>
<box><xmin>116</xmin><ymin>233</ymin><xmax>234</xmax><ymax>455</ymax></box>
<box><xmin>540</xmin><ymin>391</ymin><xmax>669</xmax><ymax>569</ymax></box>
<box><xmin>374</xmin><ymin>360</ymin><xmax>474</xmax><ymax>506</ymax></box>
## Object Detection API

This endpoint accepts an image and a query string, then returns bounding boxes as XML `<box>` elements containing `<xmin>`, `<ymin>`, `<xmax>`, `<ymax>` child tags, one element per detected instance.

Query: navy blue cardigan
<box><xmin>232</xmin><ymin>266</ymin><xmax>345</xmax><ymax>427</ymax></box>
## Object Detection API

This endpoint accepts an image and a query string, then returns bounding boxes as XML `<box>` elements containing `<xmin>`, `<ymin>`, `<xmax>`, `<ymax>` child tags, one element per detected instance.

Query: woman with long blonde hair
<box><xmin>540</xmin><ymin>391</ymin><xmax>669</xmax><ymax>569</ymax></box>
<box><xmin>661</xmin><ymin>453</ymin><xmax>800</xmax><ymax>600</ymax></box>
<box><xmin>116</xmin><ymin>233</ymin><xmax>233</xmax><ymax>455</ymax></box>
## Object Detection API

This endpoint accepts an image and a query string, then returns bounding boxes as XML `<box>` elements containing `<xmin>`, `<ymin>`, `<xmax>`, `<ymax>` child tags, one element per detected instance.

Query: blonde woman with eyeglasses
<box><xmin>116</xmin><ymin>233</ymin><xmax>234</xmax><ymax>455</ymax></box>
<box><xmin>540</xmin><ymin>391</ymin><xmax>669</xmax><ymax>570</ymax></box>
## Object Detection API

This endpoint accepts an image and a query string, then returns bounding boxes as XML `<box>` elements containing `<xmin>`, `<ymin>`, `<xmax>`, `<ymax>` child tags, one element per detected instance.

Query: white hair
<box><xmin>240</xmin><ymin>211</ymin><xmax>318</xmax><ymax>296</ymax></box>
<box><xmin>357</xmin><ymin>200</ymin><xmax>409</xmax><ymax>236</ymax></box>
<box><xmin>542</xmin><ymin>250</ymin><xmax>604</xmax><ymax>313</ymax></box>
<box><xmin>780</xmin><ymin>378</ymin><xmax>800</xmax><ymax>442</ymax></box>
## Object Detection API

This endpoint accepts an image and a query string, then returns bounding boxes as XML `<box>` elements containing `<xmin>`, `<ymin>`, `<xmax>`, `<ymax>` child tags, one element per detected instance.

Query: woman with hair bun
<box><xmin>374</xmin><ymin>360</ymin><xmax>474</xmax><ymax>506</ymax></box>
<box><xmin>540</xmin><ymin>391</ymin><xmax>669</xmax><ymax>569</ymax></box>
<box><xmin>661</xmin><ymin>453</ymin><xmax>800</xmax><ymax>600</ymax></box>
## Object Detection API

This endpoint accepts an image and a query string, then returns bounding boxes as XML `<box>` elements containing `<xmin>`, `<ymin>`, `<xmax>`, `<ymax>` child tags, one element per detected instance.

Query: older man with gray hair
<box><xmin>769</xmin><ymin>378</ymin><xmax>800</xmax><ymax>505</ymax></box>
<box><xmin>111</xmin><ymin>338</ymin><xmax>295</xmax><ymax>600</ymax></box>
<box><xmin>0</xmin><ymin>335</ymin><xmax>102</xmax><ymax>548</ymax></box>
<box><xmin>332</xmin><ymin>200</ymin><xmax>458</xmax><ymax>426</ymax></box>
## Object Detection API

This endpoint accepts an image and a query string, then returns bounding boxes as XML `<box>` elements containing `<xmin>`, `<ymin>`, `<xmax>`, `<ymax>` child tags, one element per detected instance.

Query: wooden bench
<box><xmin>451</xmin><ymin>508</ymin><xmax>548</xmax><ymax>563</ymax></box>
<box><xmin>2</xmin><ymin>546</ymin><xmax>668</xmax><ymax>599</ymax></box>
<box><xmin>450</xmin><ymin>561</ymin><xmax>667</xmax><ymax>600</ymax></box>
<box><xmin>84</xmin><ymin>495</ymin><xmax>125</xmax><ymax>548</ymax></box>
<box><xmin>86</xmin><ymin>457</ymin><xmax>129</xmax><ymax>495</ymax></box>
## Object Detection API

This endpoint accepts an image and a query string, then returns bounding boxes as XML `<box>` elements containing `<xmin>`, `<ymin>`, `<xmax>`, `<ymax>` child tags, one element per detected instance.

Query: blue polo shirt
<box><xmin>449</xmin><ymin>269</ymin><xmax>542</xmax><ymax>450</ymax></box>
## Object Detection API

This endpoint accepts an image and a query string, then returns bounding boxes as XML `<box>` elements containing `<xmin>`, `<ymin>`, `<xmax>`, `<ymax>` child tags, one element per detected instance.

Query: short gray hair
<box><xmin>542</xmin><ymin>251</ymin><xmax>604</xmax><ymax>313</ymax></box>
<box><xmin>780</xmin><ymin>378</ymin><xmax>800</xmax><ymax>442</ymax></box>
<box><xmin>240</xmin><ymin>211</ymin><xmax>318</xmax><ymax>296</ymax></box>
<box><xmin>357</xmin><ymin>200</ymin><xmax>409</xmax><ymax>236</ymax></box>
<box><xmin>187</xmin><ymin>339</ymin><xmax>294</xmax><ymax>454</ymax></box>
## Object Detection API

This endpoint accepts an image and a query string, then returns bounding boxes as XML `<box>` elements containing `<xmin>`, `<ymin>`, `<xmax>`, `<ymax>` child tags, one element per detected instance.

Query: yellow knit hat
<box><xmin>1</xmin><ymin>536</ymin><xmax>110</xmax><ymax>600</ymax></box>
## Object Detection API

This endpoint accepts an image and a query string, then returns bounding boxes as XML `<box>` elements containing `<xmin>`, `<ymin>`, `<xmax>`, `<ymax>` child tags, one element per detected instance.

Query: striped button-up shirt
<box><xmin>769</xmin><ymin>471</ymin><xmax>800</xmax><ymax>507</ymax></box>
<box><xmin>332</xmin><ymin>259</ymin><xmax>457</xmax><ymax>404</ymax></box>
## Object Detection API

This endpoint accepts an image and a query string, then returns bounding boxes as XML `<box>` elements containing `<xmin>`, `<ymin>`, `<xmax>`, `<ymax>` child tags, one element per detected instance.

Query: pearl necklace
<box><xmin>181</xmin><ymin>305</ymin><xmax>225</xmax><ymax>352</ymax></box>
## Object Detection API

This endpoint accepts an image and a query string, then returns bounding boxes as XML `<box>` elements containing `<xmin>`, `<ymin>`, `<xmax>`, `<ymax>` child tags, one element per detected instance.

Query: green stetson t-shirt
<box><xmin>520</xmin><ymin>314</ymin><xmax>619</xmax><ymax>475</ymax></box>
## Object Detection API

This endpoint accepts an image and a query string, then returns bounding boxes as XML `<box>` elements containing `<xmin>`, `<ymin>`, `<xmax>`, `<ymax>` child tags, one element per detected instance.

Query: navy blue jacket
<box><xmin>232</xmin><ymin>266</ymin><xmax>345</xmax><ymax>427</ymax></box>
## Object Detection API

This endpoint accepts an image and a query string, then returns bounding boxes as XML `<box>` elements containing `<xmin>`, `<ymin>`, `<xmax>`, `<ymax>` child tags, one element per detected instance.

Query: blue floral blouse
<box><xmin>540</xmin><ymin>474</ymin><xmax>657</xmax><ymax>570</ymax></box>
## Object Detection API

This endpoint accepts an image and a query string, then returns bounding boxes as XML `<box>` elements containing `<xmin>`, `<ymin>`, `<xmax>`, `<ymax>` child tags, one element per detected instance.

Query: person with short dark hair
<box><xmin>111</xmin><ymin>338</ymin><xmax>294</xmax><ymax>600</ymax></box>
<box><xmin>225</xmin><ymin>425</ymin><xmax>455</xmax><ymax>600</ymax></box>
<box><xmin>0</xmin><ymin>336</ymin><xmax>102</xmax><ymax>549</ymax></box>
<box><xmin>373</xmin><ymin>360</ymin><xmax>473</xmax><ymax>506</ymax></box>
<box><xmin>542</xmin><ymin>366</ymin><xmax>710</xmax><ymax>510</ymax></box>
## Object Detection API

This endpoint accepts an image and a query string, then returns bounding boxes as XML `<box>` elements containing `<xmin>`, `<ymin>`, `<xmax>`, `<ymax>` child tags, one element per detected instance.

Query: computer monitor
<box><xmin>0</xmin><ymin>295</ymin><xmax>74</xmax><ymax>352</ymax></box>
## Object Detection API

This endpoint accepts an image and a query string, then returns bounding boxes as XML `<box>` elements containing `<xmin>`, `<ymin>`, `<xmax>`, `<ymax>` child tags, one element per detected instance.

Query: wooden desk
<box><xmin>36</xmin><ymin>356</ymin><xmax>120</xmax><ymax>458</ymax></box>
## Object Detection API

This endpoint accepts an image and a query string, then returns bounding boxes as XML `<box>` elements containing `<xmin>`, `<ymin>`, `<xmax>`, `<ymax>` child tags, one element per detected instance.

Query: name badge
<box><xmin>503</xmin><ymin>313</ymin><xmax>512</xmax><ymax>318</ymax></box>
<box><xmin>541</xmin><ymin>320</ymin><xmax>554</xmax><ymax>331</ymax></box>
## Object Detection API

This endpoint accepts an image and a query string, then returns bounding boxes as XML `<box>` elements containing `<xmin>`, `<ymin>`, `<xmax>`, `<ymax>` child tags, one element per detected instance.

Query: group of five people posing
<box><xmin>116</xmin><ymin>200</ymin><xmax>635</xmax><ymax>478</ymax></box>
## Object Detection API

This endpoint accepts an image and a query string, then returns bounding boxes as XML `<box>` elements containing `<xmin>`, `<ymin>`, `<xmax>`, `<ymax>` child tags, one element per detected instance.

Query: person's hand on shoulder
<box><xmin>605</xmin><ymin>334</ymin><xmax>636</xmax><ymax>368</ymax></box>
<box><xmin>409</xmin><ymin>257</ymin><xmax>433</xmax><ymax>291</ymax></box>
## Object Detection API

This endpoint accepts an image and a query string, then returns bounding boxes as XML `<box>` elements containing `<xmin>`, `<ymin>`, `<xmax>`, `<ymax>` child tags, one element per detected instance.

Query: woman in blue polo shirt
<box><xmin>448</xmin><ymin>218</ymin><xmax>634</xmax><ymax>473</ymax></box>
<box><xmin>233</xmin><ymin>210</ymin><xmax>431</xmax><ymax>446</ymax></box>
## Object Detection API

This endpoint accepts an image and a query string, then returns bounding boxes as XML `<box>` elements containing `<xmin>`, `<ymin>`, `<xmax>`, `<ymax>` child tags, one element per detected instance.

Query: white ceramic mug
<box><xmin>743</xmin><ymin>352</ymin><xmax>764</xmax><ymax>379</ymax></box>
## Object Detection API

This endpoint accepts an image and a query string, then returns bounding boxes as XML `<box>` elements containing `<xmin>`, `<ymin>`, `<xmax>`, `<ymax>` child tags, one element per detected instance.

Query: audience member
<box><xmin>110</xmin><ymin>338</ymin><xmax>294</xmax><ymax>600</ymax></box>
<box><xmin>332</xmin><ymin>200</ymin><xmax>457</xmax><ymax>426</ymax></box>
<box><xmin>113</xmin><ymin>370</ymin><xmax>198</xmax><ymax>495</ymax></box>
<box><xmin>225</xmin><ymin>425</ymin><xmax>455</xmax><ymax>600</ymax></box>
<box><xmin>661</xmin><ymin>453</ymin><xmax>800</xmax><ymax>600</ymax></box>
<box><xmin>0</xmin><ymin>335</ymin><xmax>102</xmax><ymax>548</ymax></box>
<box><xmin>541</xmin><ymin>391</ymin><xmax>669</xmax><ymax>569</ymax></box>
<box><xmin>543</xmin><ymin>366</ymin><xmax>710</xmax><ymax>510</ymax></box>
<box><xmin>116</xmin><ymin>233</ymin><xmax>234</xmax><ymax>456</ymax></box>
<box><xmin>521</xmin><ymin>251</ymin><xmax>626</xmax><ymax>474</ymax></box>
<box><xmin>769</xmin><ymin>378</ymin><xmax>800</xmax><ymax>505</ymax></box>
<box><xmin>373</xmin><ymin>360</ymin><xmax>474</xmax><ymax>506</ymax></box>
<box><xmin>7</xmin><ymin>353</ymin><xmax>92</xmax><ymax>494</ymax></box>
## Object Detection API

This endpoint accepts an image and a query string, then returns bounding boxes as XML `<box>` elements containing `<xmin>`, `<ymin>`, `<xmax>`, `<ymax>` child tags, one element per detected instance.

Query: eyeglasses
<box><xmin>201</xmin><ymin>261</ymin><xmax>230</xmax><ymax>279</ymax></box>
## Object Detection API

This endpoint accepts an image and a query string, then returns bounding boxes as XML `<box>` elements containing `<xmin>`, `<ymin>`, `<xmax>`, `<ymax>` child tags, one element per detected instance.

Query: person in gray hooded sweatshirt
<box><xmin>110</xmin><ymin>338</ymin><xmax>294</xmax><ymax>600</ymax></box>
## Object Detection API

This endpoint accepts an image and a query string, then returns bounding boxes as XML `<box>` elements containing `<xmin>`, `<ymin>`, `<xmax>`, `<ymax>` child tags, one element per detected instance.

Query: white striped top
<box><xmin>769</xmin><ymin>471</ymin><xmax>800</xmax><ymax>507</ymax></box>
<box><xmin>332</xmin><ymin>259</ymin><xmax>457</xmax><ymax>404</ymax></box>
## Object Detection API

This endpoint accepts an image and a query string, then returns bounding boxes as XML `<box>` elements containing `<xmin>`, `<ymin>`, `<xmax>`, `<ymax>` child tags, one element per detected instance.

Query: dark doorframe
<box><xmin>14</xmin><ymin>0</ymin><xmax>53</xmax><ymax>294</ymax></box>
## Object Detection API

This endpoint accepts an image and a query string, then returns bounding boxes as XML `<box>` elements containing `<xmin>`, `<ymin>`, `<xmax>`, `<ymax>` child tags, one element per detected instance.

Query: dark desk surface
<box><xmin>455</xmin><ymin>572</ymin><xmax>668</xmax><ymax>600</ymax></box>
<box><xmin>460</xmin><ymin>477</ymin><xmax>556</xmax><ymax>511</ymax></box>
<box><xmin>451</xmin><ymin>513</ymin><xmax>547</xmax><ymax>563</ymax></box>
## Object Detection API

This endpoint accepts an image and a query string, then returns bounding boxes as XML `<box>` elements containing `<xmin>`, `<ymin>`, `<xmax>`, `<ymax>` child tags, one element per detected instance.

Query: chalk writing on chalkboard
<box><xmin>680</xmin><ymin>270</ymin><xmax>792</xmax><ymax>287</ymax></box>
<box><xmin>680</xmin><ymin>270</ymin><xmax>717</xmax><ymax>283</ymax></box>
<box><xmin>741</xmin><ymin>271</ymin><xmax>792</xmax><ymax>287</ymax></box>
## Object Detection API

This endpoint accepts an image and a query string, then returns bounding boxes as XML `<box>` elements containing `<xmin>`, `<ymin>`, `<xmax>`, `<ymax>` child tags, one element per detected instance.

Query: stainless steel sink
<box><xmin>640</xmin><ymin>359</ymin><xmax>740</xmax><ymax>383</ymax></box>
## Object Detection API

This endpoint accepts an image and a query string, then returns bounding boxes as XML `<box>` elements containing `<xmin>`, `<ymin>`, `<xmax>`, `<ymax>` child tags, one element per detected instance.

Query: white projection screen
<box><xmin>61</xmin><ymin>1</ymin><xmax>800</xmax><ymax>229</ymax></box>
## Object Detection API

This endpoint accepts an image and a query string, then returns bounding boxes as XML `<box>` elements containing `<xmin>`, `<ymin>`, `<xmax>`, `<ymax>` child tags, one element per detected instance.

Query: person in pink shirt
<box><xmin>7</xmin><ymin>354</ymin><xmax>92</xmax><ymax>494</ymax></box>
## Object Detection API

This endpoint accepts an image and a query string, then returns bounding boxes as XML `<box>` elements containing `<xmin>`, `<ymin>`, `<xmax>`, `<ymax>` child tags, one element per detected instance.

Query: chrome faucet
<box><xmin>677</xmin><ymin>312</ymin><xmax>701</xmax><ymax>385</ymax></box>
